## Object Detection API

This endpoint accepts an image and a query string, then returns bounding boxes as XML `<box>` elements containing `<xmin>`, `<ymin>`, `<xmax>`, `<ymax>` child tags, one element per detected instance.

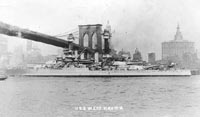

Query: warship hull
<box><xmin>22</xmin><ymin>69</ymin><xmax>191</xmax><ymax>77</ymax></box>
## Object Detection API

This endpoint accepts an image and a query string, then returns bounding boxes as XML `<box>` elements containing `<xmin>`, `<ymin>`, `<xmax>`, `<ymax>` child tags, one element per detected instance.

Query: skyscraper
<box><xmin>162</xmin><ymin>24</ymin><xmax>196</xmax><ymax>60</ymax></box>
<box><xmin>148</xmin><ymin>53</ymin><xmax>156</xmax><ymax>63</ymax></box>
<box><xmin>26</xmin><ymin>40</ymin><xmax>33</xmax><ymax>52</ymax></box>
<box><xmin>133</xmin><ymin>48</ymin><xmax>142</xmax><ymax>62</ymax></box>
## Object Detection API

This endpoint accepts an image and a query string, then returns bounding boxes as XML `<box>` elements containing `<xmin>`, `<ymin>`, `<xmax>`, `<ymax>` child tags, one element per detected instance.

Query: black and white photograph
<box><xmin>0</xmin><ymin>0</ymin><xmax>200</xmax><ymax>116</ymax></box>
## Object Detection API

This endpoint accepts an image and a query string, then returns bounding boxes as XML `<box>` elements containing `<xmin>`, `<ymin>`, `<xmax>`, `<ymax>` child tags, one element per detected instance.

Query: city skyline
<box><xmin>0</xmin><ymin>0</ymin><xmax>200</xmax><ymax>60</ymax></box>
<box><xmin>0</xmin><ymin>23</ymin><xmax>198</xmax><ymax>61</ymax></box>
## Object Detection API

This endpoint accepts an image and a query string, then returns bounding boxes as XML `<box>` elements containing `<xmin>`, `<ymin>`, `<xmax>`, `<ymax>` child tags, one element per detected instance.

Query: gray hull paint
<box><xmin>23</xmin><ymin>69</ymin><xmax>191</xmax><ymax>77</ymax></box>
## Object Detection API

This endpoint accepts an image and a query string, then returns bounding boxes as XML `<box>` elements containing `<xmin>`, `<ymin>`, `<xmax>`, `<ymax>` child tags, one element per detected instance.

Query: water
<box><xmin>0</xmin><ymin>76</ymin><xmax>200</xmax><ymax>117</ymax></box>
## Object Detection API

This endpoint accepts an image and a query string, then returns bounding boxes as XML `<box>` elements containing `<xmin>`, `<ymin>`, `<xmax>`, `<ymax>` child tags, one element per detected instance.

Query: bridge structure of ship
<box><xmin>0</xmin><ymin>21</ymin><xmax>107</xmax><ymax>61</ymax></box>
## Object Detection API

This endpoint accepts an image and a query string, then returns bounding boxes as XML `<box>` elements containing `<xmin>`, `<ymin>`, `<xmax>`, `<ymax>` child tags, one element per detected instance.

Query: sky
<box><xmin>0</xmin><ymin>0</ymin><xmax>200</xmax><ymax>60</ymax></box>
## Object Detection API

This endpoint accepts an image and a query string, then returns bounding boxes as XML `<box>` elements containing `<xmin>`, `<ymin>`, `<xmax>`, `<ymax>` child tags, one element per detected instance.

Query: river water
<box><xmin>0</xmin><ymin>76</ymin><xmax>200</xmax><ymax>117</ymax></box>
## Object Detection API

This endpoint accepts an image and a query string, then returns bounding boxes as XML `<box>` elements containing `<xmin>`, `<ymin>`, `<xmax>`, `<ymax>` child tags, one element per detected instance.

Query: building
<box><xmin>133</xmin><ymin>48</ymin><xmax>142</xmax><ymax>62</ymax></box>
<box><xmin>148</xmin><ymin>53</ymin><xmax>156</xmax><ymax>64</ymax></box>
<box><xmin>26</xmin><ymin>40</ymin><xmax>33</xmax><ymax>52</ymax></box>
<box><xmin>0</xmin><ymin>36</ymin><xmax>9</xmax><ymax>68</ymax></box>
<box><xmin>9</xmin><ymin>45</ymin><xmax>25</xmax><ymax>67</ymax></box>
<box><xmin>162</xmin><ymin>24</ymin><xmax>197</xmax><ymax>68</ymax></box>
<box><xmin>0</xmin><ymin>36</ymin><xmax>8</xmax><ymax>55</ymax></box>
<box><xmin>162</xmin><ymin>25</ymin><xmax>196</xmax><ymax>60</ymax></box>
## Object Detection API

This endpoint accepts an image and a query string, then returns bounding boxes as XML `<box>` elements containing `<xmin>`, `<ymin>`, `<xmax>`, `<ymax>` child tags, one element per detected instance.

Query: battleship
<box><xmin>22</xmin><ymin>48</ymin><xmax>192</xmax><ymax>77</ymax></box>
<box><xmin>6</xmin><ymin>54</ymin><xmax>192</xmax><ymax>77</ymax></box>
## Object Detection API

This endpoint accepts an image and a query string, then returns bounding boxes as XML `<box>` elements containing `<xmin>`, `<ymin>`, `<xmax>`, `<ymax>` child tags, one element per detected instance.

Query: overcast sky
<box><xmin>0</xmin><ymin>0</ymin><xmax>200</xmax><ymax>60</ymax></box>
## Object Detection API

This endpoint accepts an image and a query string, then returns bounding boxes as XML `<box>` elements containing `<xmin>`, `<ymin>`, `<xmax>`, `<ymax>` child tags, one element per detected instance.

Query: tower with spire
<box><xmin>105</xmin><ymin>20</ymin><xmax>111</xmax><ymax>33</ymax></box>
<box><xmin>174</xmin><ymin>24</ymin><xmax>183</xmax><ymax>40</ymax></box>
<box><xmin>161</xmin><ymin>24</ymin><xmax>197</xmax><ymax>68</ymax></box>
